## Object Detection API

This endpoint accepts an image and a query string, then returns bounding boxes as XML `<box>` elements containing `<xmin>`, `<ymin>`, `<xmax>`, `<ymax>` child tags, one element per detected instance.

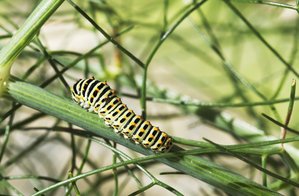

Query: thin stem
<box><xmin>262</xmin><ymin>155</ymin><xmax>268</xmax><ymax>187</ymax></box>
<box><xmin>66</xmin><ymin>0</ymin><xmax>145</xmax><ymax>69</ymax></box>
<box><xmin>281</xmin><ymin>80</ymin><xmax>296</xmax><ymax>147</ymax></box>
<box><xmin>112</xmin><ymin>143</ymin><xmax>119</xmax><ymax>196</ymax></box>
<box><xmin>122</xmin><ymin>91</ymin><xmax>299</xmax><ymax>108</ymax></box>
<box><xmin>141</xmin><ymin>0</ymin><xmax>208</xmax><ymax>118</ymax></box>
<box><xmin>224</xmin><ymin>0</ymin><xmax>299</xmax><ymax>78</ymax></box>
<box><xmin>128</xmin><ymin>183</ymin><xmax>155</xmax><ymax>196</ymax></box>
<box><xmin>232</xmin><ymin>0</ymin><xmax>298</xmax><ymax>11</ymax></box>
<box><xmin>204</xmin><ymin>138</ymin><xmax>299</xmax><ymax>188</ymax></box>
<box><xmin>0</xmin><ymin>126</ymin><xmax>10</xmax><ymax>163</ymax></box>
<box><xmin>77</xmin><ymin>139</ymin><xmax>92</xmax><ymax>174</ymax></box>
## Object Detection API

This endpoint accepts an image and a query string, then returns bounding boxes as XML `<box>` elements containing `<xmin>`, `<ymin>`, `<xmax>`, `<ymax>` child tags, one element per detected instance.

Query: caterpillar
<box><xmin>70</xmin><ymin>78</ymin><xmax>173</xmax><ymax>152</ymax></box>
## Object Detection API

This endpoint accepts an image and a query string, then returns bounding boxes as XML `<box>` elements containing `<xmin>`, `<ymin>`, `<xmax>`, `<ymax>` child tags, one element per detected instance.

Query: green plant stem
<box><xmin>90</xmin><ymin>137</ymin><xmax>182</xmax><ymax>195</ymax></box>
<box><xmin>128</xmin><ymin>183</ymin><xmax>155</xmax><ymax>196</ymax></box>
<box><xmin>281</xmin><ymin>80</ymin><xmax>296</xmax><ymax>143</ymax></box>
<box><xmin>112</xmin><ymin>147</ymin><xmax>118</xmax><ymax>196</ymax></box>
<box><xmin>261</xmin><ymin>113</ymin><xmax>299</xmax><ymax>135</ymax></box>
<box><xmin>0</xmin><ymin>126</ymin><xmax>10</xmax><ymax>163</ymax></box>
<box><xmin>196</xmin><ymin>109</ymin><xmax>299</xmax><ymax>165</ymax></box>
<box><xmin>150</xmin><ymin>95</ymin><xmax>299</xmax><ymax>108</ymax></box>
<box><xmin>67</xmin><ymin>171</ymin><xmax>81</xmax><ymax>195</ymax></box>
<box><xmin>141</xmin><ymin>0</ymin><xmax>208</xmax><ymax>118</ymax></box>
<box><xmin>77</xmin><ymin>139</ymin><xmax>92</xmax><ymax>174</ymax></box>
<box><xmin>0</xmin><ymin>0</ymin><xmax>64</xmax><ymax>96</ymax></box>
<box><xmin>231</xmin><ymin>0</ymin><xmax>298</xmax><ymax>11</ymax></box>
<box><xmin>173</xmin><ymin>135</ymin><xmax>299</xmax><ymax>155</ymax></box>
<box><xmin>262</xmin><ymin>155</ymin><xmax>268</xmax><ymax>187</ymax></box>
<box><xmin>66</xmin><ymin>0</ymin><xmax>145</xmax><ymax>69</ymax></box>
<box><xmin>224</xmin><ymin>0</ymin><xmax>299</xmax><ymax>78</ymax></box>
<box><xmin>204</xmin><ymin>138</ymin><xmax>299</xmax><ymax>188</ymax></box>
<box><xmin>2</xmin><ymin>175</ymin><xmax>60</xmax><ymax>183</ymax></box>
<box><xmin>8</xmin><ymin>81</ymin><xmax>279</xmax><ymax>196</ymax></box>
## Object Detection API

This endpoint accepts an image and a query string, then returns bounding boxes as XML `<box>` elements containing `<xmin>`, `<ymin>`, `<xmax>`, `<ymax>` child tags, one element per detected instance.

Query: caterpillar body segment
<box><xmin>71</xmin><ymin>78</ymin><xmax>173</xmax><ymax>152</ymax></box>
<box><xmin>131</xmin><ymin>120</ymin><xmax>152</xmax><ymax>143</ymax></box>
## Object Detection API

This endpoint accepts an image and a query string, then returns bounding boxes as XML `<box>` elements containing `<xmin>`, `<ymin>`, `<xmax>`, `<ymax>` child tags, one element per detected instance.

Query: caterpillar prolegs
<box><xmin>70</xmin><ymin>78</ymin><xmax>173</xmax><ymax>152</ymax></box>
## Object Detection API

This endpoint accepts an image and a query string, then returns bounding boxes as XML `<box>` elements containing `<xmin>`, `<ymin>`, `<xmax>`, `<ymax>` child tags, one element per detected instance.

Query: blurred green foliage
<box><xmin>0</xmin><ymin>0</ymin><xmax>298</xmax><ymax>195</ymax></box>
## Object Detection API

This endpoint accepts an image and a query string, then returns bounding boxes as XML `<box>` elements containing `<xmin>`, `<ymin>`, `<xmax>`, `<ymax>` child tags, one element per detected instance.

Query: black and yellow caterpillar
<box><xmin>70</xmin><ymin>78</ymin><xmax>173</xmax><ymax>152</ymax></box>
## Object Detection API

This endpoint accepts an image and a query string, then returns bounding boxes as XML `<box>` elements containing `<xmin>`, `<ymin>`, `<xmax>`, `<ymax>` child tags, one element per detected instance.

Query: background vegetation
<box><xmin>0</xmin><ymin>0</ymin><xmax>298</xmax><ymax>195</ymax></box>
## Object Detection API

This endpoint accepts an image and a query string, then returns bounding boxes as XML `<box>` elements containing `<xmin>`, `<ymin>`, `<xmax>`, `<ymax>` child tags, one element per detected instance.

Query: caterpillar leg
<box><xmin>104</xmin><ymin>121</ymin><xmax>111</xmax><ymax>127</ymax></box>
